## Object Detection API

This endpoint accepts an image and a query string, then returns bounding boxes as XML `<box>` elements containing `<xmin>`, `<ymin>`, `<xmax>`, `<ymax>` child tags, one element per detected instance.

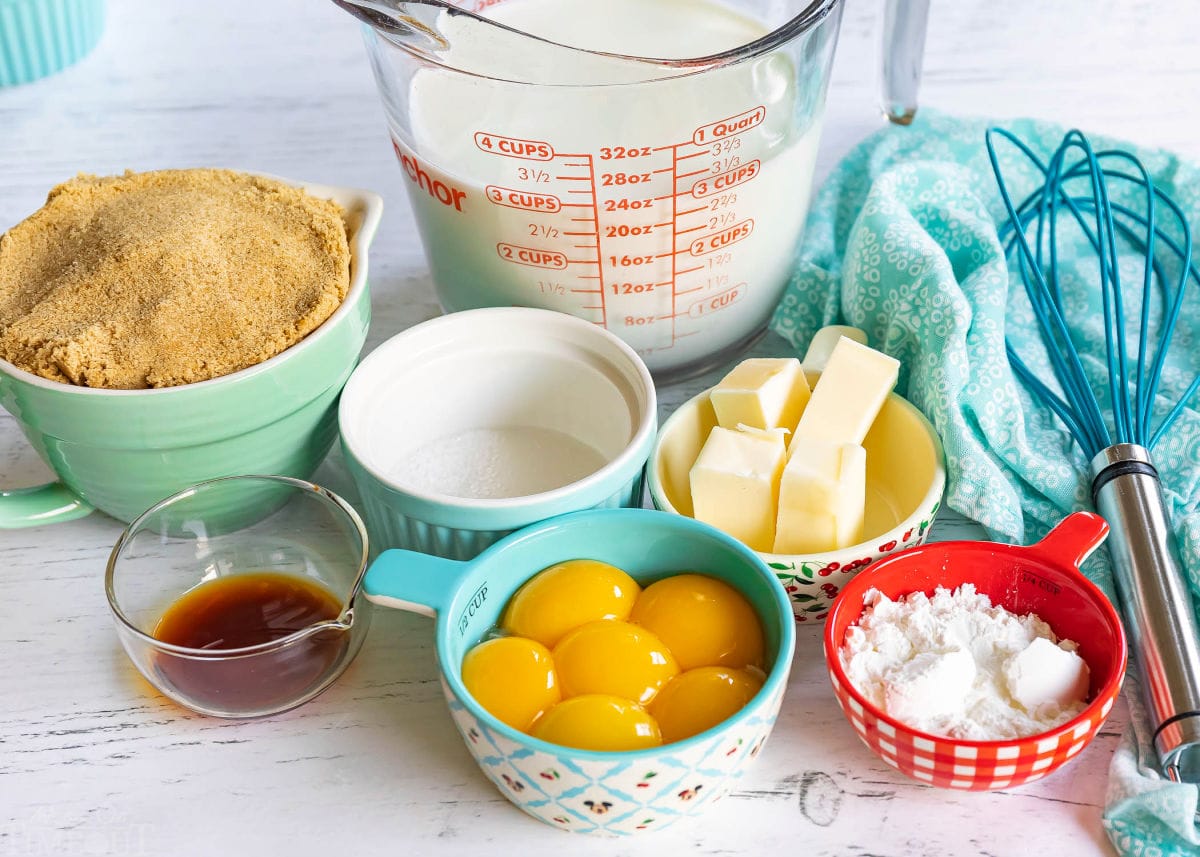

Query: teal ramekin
<box><xmin>0</xmin><ymin>0</ymin><xmax>106</xmax><ymax>86</ymax></box>
<box><xmin>339</xmin><ymin>308</ymin><xmax>658</xmax><ymax>561</ymax></box>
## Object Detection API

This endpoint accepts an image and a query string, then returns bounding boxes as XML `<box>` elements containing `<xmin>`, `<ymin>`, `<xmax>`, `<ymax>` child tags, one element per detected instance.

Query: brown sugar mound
<box><xmin>0</xmin><ymin>169</ymin><xmax>351</xmax><ymax>389</ymax></box>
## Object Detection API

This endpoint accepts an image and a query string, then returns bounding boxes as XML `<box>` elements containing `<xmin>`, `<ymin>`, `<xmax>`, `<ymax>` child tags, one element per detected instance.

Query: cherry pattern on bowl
<box><xmin>771</xmin><ymin>502</ymin><xmax>940</xmax><ymax>622</ymax></box>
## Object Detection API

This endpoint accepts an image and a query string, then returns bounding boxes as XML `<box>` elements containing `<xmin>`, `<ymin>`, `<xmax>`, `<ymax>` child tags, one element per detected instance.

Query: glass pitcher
<box><xmin>338</xmin><ymin>0</ymin><xmax>930</xmax><ymax>379</ymax></box>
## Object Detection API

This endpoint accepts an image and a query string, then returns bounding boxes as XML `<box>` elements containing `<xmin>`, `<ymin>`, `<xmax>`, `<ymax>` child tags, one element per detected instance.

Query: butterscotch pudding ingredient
<box><xmin>0</xmin><ymin>169</ymin><xmax>350</xmax><ymax>389</ymax></box>
<box><xmin>840</xmin><ymin>585</ymin><xmax>1090</xmax><ymax>740</ymax></box>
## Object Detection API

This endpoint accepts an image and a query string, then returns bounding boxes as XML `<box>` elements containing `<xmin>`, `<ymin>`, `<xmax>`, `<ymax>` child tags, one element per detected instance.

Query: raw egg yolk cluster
<box><xmin>461</xmin><ymin>559</ymin><xmax>766</xmax><ymax>751</ymax></box>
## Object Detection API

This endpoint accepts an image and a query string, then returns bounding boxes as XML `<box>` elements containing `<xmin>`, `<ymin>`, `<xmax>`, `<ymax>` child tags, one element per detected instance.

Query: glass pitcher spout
<box><xmin>336</xmin><ymin>0</ymin><xmax>928</xmax><ymax>113</ymax></box>
<box><xmin>332</xmin><ymin>0</ymin><xmax>638</xmax><ymax>85</ymax></box>
<box><xmin>331</xmin><ymin>0</ymin><xmax>453</xmax><ymax>56</ymax></box>
<box><xmin>333</xmin><ymin>0</ymin><xmax>849</xmax><ymax>86</ymax></box>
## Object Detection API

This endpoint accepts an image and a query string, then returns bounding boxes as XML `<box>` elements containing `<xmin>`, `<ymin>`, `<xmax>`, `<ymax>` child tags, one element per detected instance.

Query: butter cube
<box><xmin>710</xmin><ymin>358</ymin><xmax>811</xmax><ymax>433</ymax></box>
<box><xmin>802</xmin><ymin>325</ymin><xmax>868</xmax><ymax>373</ymax></box>
<box><xmin>689</xmin><ymin>426</ymin><xmax>786</xmax><ymax>552</ymax></box>
<box><xmin>773</xmin><ymin>441</ymin><xmax>866</xmax><ymax>553</ymax></box>
<box><xmin>792</xmin><ymin>337</ymin><xmax>899</xmax><ymax>449</ymax></box>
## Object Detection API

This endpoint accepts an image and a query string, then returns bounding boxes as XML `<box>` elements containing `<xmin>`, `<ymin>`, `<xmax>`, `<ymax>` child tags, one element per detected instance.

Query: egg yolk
<box><xmin>553</xmin><ymin>620</ymin><xmax>679</xmax><ymax>704</ymax></box>
<box><xmin>630</xmin><ymin>573</ymin><xmax>765</xmax><ymax>671</ymax></box>
<box><xmin>461</xmin><ymin>636</ymin><xmax>560</xmax><ymax>732</ymax></box>
<box><xmin>650</xmin><ymin>666</ymin><xmax>764</xmax><ymax>743</ymax></box>
<box><xmin>532</xmin><ymin>694</ymin><xmax>662</xmax><ymax>752</ymax></box>
<box><xmin>502</xmin><ymin>559</ymin><xmax>641</xmax><ymax>648</ymax></box>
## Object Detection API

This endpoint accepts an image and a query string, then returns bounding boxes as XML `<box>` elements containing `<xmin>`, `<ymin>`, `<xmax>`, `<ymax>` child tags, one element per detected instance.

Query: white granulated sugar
<box><xmin>840</xmin><ymin>584</ymin><xmax>1090</xmax><ymax>740</ymax></box>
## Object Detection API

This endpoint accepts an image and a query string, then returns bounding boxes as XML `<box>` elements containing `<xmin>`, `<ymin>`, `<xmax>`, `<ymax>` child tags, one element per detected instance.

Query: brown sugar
<box><xmin>0</xmin><ymin>169</ymin><xmax>351</xmax><ymax>389</ymax></box>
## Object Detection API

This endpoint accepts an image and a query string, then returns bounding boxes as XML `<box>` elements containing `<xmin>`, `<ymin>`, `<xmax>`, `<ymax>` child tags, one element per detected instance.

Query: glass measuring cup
<box><xmin>343</xmin><ymin>0</ymin><xmax>924</xmax><ymax>380</ymax></box>
<box><xmin>106</xmin><ymin>476</ymin><xmax>371</xmax><ymax>718</ymax></box>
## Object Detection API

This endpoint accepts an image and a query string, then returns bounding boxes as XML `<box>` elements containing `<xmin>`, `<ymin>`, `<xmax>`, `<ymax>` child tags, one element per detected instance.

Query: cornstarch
<box><xmin>840</xmin><ymin>584</ymin><xmax>1089</xmax><ymax>740</ymax></box>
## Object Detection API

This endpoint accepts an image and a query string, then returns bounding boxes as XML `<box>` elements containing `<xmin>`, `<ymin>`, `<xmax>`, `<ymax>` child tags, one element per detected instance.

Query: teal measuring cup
<box><xmin>363</xmin><ymin>507</ymin><xmax>796</xmax><ymax>834</ymax></box>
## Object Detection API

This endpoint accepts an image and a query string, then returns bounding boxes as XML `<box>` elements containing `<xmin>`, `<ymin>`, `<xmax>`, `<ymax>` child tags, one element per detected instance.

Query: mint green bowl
<box><xmin>0</xmin><ymin>0</ymin><xmax>106</xmax><ymax>86</ymax></box>
<box><xmin>0</xmin><ymin>177</ymin><xmax>383</xmax><ymax>528</ymax></box>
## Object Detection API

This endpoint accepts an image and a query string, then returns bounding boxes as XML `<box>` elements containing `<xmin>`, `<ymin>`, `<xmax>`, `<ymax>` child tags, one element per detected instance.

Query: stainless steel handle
<box><xmin>880</xmin><ymin>0</ymin><xmax>930</xmax><ymax>125</ymax></box>
<box><xmin>1091</xmin><ymin>443</ymin><xmax>1200</xmax><ymax>783</ymax></box>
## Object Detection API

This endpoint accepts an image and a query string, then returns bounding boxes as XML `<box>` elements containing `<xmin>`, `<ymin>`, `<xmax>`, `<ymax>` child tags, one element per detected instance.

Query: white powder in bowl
<box><xmin>839</xmin><ymin>584</ymin><xmax>1090</xmax><ymax>741</ymax></box>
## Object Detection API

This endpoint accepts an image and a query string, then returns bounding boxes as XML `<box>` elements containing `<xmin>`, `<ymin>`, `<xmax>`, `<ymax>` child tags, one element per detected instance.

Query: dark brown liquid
<box><xmin>152</xmin><ymin>572</ymin><xmax>349</xmax><ymax>714</ymax></box>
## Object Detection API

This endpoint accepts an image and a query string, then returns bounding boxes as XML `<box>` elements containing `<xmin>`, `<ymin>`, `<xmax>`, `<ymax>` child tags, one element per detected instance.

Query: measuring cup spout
<box><xmin>364</xmin><ymin>549</ymin><xmax>473</xmax><ymax>618</ymax></box>
<box><xmin>284</xmin><ymin>616</ymin><xmax>356</xmax><ymax>644</ymax></box>
<box><xmin>331</xmin><ymin>0</ymin><xmax>451</xmax><ymax>59</ymax></box>
<box><xmin>331</xmin><ymin>0</ymin><xmax>662</xmax><ymax>85</ymax></box>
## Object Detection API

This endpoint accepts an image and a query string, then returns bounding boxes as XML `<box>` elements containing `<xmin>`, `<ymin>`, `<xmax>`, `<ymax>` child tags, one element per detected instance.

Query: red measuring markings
<box><xmin>686</xmin><ymin>284</ymin><xmax>745</xmax><ymax>318</ymax></box>
<box><xmin>692</xmin><ymin>106</ymin><xmax>766</xmax><ymax>145</ymax></box>
<box><xmin>690</xmin><ymin>161</ymin><xmax>760</xmax><ymax>198</ymax></box>
<box><xmin>485</xmin><ymin>185</ymin><xmax>562</xmax><ymax>213</ymax></box>
<box><xmin>475</xmin><ymin>132</ymin><xmax>554</xmax><ymax>160</ymax></box>
<box><xmin>465</xmin><ymin>114</ymin><xmax>778</xmax><ymax>350</ymax></box>
<box><xmin>497</xmin><ymin>242</ymin><xmax>568</xmax><ymax>270</ymax></box>
<box><xmin>689</xmin><ymin>218</ymin><xmax>754</xmax><ymax>256</ymax></box>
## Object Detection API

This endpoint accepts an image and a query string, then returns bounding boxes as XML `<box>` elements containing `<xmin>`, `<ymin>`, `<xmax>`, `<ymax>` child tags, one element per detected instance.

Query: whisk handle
<box><xmin>1091</xmin><ymin>443</ymin><xmax>1200</xmax><ymax>782</ymax></box>
<box><xmin>880</xmin><ymin>0</ymin><xmax>929</xmax><ymax>125</ymax></box>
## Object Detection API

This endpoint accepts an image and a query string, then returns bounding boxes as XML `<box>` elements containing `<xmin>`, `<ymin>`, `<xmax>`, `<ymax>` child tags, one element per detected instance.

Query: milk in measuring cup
<box><xmin>395</xmin><ymin>0</ymin><xmax>824</xmax><ymax>375</ymax></box>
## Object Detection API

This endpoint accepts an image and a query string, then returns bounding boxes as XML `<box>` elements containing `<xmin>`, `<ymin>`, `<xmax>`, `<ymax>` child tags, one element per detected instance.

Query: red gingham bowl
<box><xmin>822</xmin><ymin>511</ymin><xmax>1127</xmax><ymax>791</ymax></box>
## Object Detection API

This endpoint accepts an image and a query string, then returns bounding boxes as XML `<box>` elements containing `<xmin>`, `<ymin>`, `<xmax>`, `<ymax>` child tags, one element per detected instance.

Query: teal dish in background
<box><xmin>0</xmin><ymin>178</ymin><xmax>383</xmax><ymax>528</ymax></box>
<box><xmin>363</xmin><ymin>507</ymin><xmax>796</xmax><ymax>835</ymax></box>
<box><xmin>0</xmin><ymin>0</ymin><xmax>106</xmax><ymax>86</ymax></box>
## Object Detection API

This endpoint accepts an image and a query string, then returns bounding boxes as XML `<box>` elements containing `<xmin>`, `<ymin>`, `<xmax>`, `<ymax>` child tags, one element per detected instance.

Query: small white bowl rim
<box><xmin>338</xmin><ymin>307</ymin><xmax>657</xmax><ymax>512</ymax></box>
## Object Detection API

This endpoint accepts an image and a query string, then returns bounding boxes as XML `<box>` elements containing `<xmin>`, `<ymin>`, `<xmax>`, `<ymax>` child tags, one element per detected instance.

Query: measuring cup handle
<box><xmin>0</xmin><ymin>482</ymin><xmax>94</xmax><ymax>529</ymax></box>
<box><xmin>364</xmin><ymin>549</ymin><xmax>471</xmax><ymax>618</ymax></box>
<box><xmin>1029</xmin><ymin>511</ymin><xmax>1110</xmax><ymax>571</ymax></box>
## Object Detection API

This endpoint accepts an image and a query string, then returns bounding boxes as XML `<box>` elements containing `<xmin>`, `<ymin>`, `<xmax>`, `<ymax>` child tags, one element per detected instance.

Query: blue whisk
<box><xmin>987</xmin><ymin>127</ymin><xmax>1200</xmax><ymax>783</ymax></box>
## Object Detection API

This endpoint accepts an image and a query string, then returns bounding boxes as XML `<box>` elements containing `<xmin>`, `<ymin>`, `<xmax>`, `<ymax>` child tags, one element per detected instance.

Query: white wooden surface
<box><xmin>4</xmin><ymin>1</ymin><xmax>1199</xmax><ymax>854</ymax></box>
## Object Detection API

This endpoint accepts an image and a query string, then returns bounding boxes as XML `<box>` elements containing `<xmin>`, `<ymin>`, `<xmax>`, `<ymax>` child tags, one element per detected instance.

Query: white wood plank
<box><xmin>5</xmin><ymin>0</ymin><xmax>1192</xmax><ymax>853</ymax></box>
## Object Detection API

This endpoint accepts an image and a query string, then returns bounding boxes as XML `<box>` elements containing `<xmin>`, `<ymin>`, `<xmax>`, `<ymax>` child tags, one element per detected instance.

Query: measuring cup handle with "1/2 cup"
<box><xmin>363</xmin><ymin>550</ymin><xmax>470</xmax><ymax>621</ymax></box>
<box><xmin>358</xmin><ymin>506</ymin><xmax>798</xmax><ymax>835</ymax></box>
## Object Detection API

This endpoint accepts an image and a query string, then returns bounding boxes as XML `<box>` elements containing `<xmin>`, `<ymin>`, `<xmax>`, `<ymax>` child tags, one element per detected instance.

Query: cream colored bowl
<box><xmin>647</xmin><ymin>382</ymin><xmax>946</xmax><ymax>623</ymax></box>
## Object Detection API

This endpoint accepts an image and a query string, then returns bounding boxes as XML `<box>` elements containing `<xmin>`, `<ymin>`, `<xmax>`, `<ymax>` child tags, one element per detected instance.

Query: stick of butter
<box><xmin>801</xmin><ymin>325</ymin><xmax>868</xmax><ymax>374</ymax></box>
<box><xmin>792</xmin><ymin>337</ymin><xmax>899</xmax><ymax>448</ymax></box>
<box><xmin>709</xmin><ymin>357</ymin><xmax>811</xmax><ymax>433</ymax></box>
<box><xmin>774</xmin><ymin>440</ymin><xmax>866</xmax><ymax>553</ymax></box>
<box><xmin>689</xmin><ymin>426</ymin><xmax>786</xmax><ymax>552</ymax></box>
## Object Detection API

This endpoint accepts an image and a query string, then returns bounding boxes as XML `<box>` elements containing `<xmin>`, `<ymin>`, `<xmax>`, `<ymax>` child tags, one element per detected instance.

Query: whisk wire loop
<box><xmin>985</xmin><ymin>127</ymin><xmax>1200</xmax><ymax>457</ymax></box>
<box><xmin>986</xmin><ymin>129</ymin><xmax>1111</xmax><ymax>455</ymax></box>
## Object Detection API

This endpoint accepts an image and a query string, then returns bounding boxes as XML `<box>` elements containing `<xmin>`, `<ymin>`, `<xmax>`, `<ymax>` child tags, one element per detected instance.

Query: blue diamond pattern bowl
<box><xmin>363</xmin><ymin>507</ymin><xmax>796</xmax><ymax>834</ymax></box>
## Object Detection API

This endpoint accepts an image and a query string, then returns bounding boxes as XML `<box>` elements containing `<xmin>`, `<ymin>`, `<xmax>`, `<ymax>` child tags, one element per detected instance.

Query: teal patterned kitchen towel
<box><xmin>771</xmin><ymin>110</ymin><xmax>1200</xmax><ymax>856</ymax></box>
